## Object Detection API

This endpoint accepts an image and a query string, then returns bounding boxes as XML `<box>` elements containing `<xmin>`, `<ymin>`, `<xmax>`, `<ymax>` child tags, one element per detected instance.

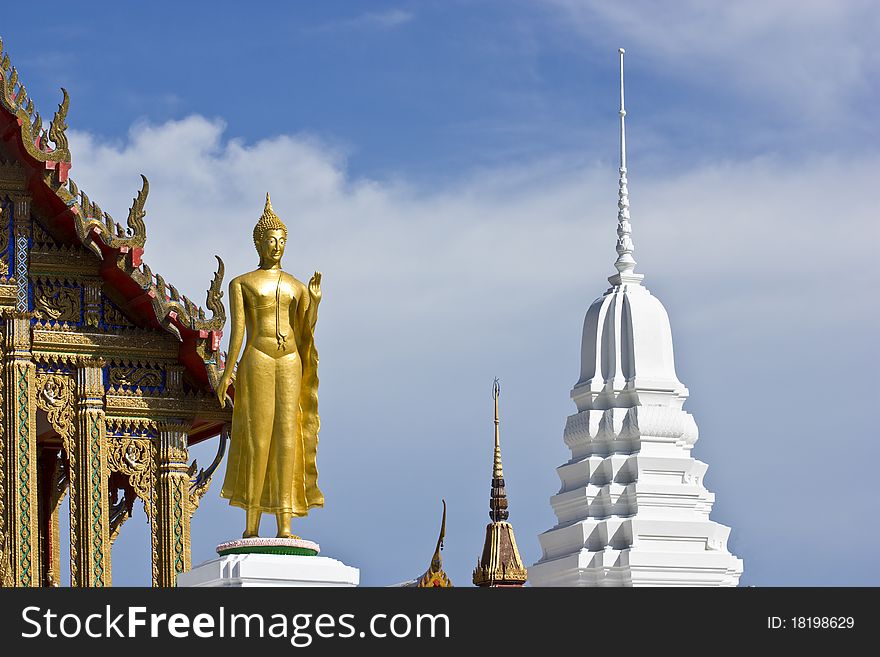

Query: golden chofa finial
<box><xmin>253</xmin><ymin>192</ymin><xmax>288</xmax><ymax>249</ymax></box>
<box><xmin>417</xmin><ymin>500</ymin><xmax>452</xmax><ymax>587</ymax></box>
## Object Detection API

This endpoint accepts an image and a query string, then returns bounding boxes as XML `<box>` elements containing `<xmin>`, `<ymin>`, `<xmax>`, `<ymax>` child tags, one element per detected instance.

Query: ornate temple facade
<box><xmin>530</xmin><ymin>51</ymin><xmax>743</xmax><ymax>586</ymax></box>
<box><xmin>0</xmin><ymin>38</ymin><xmax>230</xmax><ymax>587</ymax></box>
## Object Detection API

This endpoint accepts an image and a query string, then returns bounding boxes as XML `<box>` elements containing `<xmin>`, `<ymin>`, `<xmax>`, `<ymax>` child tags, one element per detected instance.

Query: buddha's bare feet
<box><xmin>276</xmin><ymin>531</ymin><xmax>301</xmax><ymax>540</ymax></box>
<box><xmin>242</xmin><ymin>530</ymin><xmax>259</xmax><ymax>539</ymax></box>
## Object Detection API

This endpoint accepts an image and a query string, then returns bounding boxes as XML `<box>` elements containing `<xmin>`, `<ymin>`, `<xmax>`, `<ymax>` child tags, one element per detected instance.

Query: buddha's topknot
<box><xmin>253</xmin><ymin>193</ymin><xmax>288</xmax><ymax>249</ymax></box>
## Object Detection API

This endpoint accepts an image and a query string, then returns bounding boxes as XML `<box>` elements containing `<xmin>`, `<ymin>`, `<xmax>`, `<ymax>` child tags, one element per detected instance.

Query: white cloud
<box><xmin>68</xmin><ymin>116</ymin><xmax>879</xmax><ymax>585</ymax></box>
<box><xmin>359</xmin><ymin>9</ymin><xmax>414</xmax><ymax>29</ymax></box>
<box><xmin>305</xmin><ymin>8</ymin><xmax>415</xmax><ymax>33</ymax></box>
<box><xmin>549</xmin><ymin>0</ymin><xmax>880</xmax><ymax>127</ymax></box>
<box><xmin>67</xmin><ymin>115</ymin><xmax>877</xmax><ymax>344</ymax></box>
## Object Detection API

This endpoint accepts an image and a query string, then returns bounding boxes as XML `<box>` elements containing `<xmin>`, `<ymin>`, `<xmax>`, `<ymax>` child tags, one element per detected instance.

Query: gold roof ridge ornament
<box><xmin>473</xmin><ymin>379</ymin><xmax>528</xmax><ymax>587</ymax></box>
<box><xmin>417</xmin><ymin>499</ymin><xmax>452</xmax><ymax>587</ymax></box>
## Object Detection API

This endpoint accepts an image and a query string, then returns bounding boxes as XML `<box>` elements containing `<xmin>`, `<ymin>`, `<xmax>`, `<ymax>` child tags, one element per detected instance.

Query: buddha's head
<box><xmin>253</xmin><ymin>193</ymin><xmax>288</xmax><ymax>268</ymax></box>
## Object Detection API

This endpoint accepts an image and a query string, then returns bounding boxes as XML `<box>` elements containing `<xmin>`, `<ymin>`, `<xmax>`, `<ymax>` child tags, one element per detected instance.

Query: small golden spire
<box><xmin>489</xmin><ymin>378</ymin><xmax>508</xmax><ymax>523</ymax></box>
<box><xmin>493</xmin><ymin>378</ymin><xmax>503</xmax><ymax>481</ymax></box>
<box><xmin>474</xmin><ymin>379</ymin><xmax>527</xmax><ymax>587</ymax></box>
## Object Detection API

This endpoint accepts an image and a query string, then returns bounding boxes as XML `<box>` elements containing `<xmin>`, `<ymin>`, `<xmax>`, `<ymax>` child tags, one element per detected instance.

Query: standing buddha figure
<box><xmin>216</xmin><ymin>194</ymin><xmax>324</xmax><ymax>538</ymax></box>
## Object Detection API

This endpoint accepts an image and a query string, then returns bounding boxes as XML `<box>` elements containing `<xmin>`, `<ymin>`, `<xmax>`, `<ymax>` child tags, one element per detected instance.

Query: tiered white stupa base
<box><xmin>178</xmin><ymin>538</ymin><xmax>360</xmax><ymax>587</ymax></box>
<box><xmin>529</xmin><ymin>544</ymin><xmax>742</xmax><ymax>587</ymax></box>
<box><xmin>530</xmin><ymin>404</ymin><xmax>743</xmax><ymax>587</ymax></box>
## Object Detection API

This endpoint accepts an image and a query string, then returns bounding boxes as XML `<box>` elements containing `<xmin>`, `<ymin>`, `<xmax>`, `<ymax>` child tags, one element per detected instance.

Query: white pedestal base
<box><xmin>177</xmin><ymin>553</ymin><xmax>360</xmax><ymax>587</ymax></box>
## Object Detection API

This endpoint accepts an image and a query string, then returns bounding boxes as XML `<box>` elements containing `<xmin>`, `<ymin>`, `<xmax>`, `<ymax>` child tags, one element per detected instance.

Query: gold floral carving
<box><xmin>0</xmin><ymin>533</ymin><xmax>15</xmax><ymax>587</ymax></box>
<box><xmin>103</xmin><ymin>303</ymin><xmax>134</xmax><ymax>327</ymax></box>
<box><xmin>107</xmin><ymin>436</ymin><xmax>154</xmax><ymax>512</ymax></box>
<box><xmin>29</xmin><ymin>249</ymin><xmax>99</xmax><ymax>278</ymax></box>
<box><xmin>34</xmin><ymin>373</ymin><xmax>76</xmax><ymax>450</ymax></box>
<box><xmin>0</xmin><ymin>285</ymin><xmax>15</xmax><ymax>305</ymax></box>
<box><xmin>105</xmin><ymin>393</ymin><xmax>228</xmax><ymax>421</ymax></box>
<box><xmin>0</xmin><ymin>220</ymin><xmax>8</xmax><ymax>278</ymax></box>
<box><xmin>0</xmin><ymin>161</ymin><xmax>27</xmax><ymax>191</ymax></box>
<box><xmin>32</xmin><ymin>327</ymin><xmax>179</xmax><ymax>360</ymax></box>
<box><xmin>31</xmin><ymin>221</ymin><xmax>56</xmax><ymax>248</ymax></box>
<box><xmin>189</xmin><ymin>473</ymin><xmax>211</xmax><ymax>516</ymax></box>
<box><xmin>105</xmin><ymin>417</ymin><xmax>157</xmax><ymax>434</ymax></box>
<box><xmin>34</xmin><ymin>283</ymin><xmax>81</xmax><ymax>324</ymax></box>
<box><xmin>33</xmin><ymin>373</ymin><xmax>79</xmax><ymax>585</ymax></box>
<box><xmin>109</xmin><ymin>367</ymin><xmax>162</xmax><ymax>389</ymax></box>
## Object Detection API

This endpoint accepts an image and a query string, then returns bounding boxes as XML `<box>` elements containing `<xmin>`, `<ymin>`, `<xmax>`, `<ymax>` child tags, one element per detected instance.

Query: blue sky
<box><xmin>3</xmin><ymin>1</ymin><xmax>878</xmax><ymax>586</ymax></box>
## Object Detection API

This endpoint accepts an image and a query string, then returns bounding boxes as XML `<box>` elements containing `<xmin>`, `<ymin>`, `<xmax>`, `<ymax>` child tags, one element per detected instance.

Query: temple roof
<box><xmin>0</xmin><ymin>36</ymin><xmax>226</xmax><ymax>443</ymax></box>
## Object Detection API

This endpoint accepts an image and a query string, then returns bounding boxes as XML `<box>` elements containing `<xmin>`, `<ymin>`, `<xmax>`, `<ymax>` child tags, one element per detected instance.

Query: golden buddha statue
<box><xmin>216</xmin><ymin>194</ymin><xmax>324</xmax><ymax>538</ymax></box>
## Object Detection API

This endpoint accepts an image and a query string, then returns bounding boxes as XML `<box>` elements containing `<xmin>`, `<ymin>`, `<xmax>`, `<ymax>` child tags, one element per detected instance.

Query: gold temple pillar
<box><xmin>2</xmin><ymin>194</ymin><xmax>39</xmax><ymax>587</ymax></box>
<box><xmin>3</xmin><ymin>314</ymin><xmax>37</xmax><ymax>586</ymax></box>
<box><xmin>155</xmin><ymin>421</ymin><xmax>191</xmax><ymax>587</ymax></box>
<box><xmin>73</xmin><ymin>360</ymin><xmax>111</xmax><ymax>586</ymax></box>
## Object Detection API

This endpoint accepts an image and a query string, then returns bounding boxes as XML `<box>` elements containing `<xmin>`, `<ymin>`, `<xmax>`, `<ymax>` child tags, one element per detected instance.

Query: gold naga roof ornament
<box><xmin>418</xmin><ymin>499</ymin><xmax>453</xmax><ymax>587</ymax></box>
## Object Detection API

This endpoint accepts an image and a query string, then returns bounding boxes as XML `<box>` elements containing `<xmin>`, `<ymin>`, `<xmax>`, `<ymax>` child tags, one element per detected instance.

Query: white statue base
<box><xmin>177</xmin><ymin>537</ymin><xmax>359</xmax><ymax>587</ymax></box>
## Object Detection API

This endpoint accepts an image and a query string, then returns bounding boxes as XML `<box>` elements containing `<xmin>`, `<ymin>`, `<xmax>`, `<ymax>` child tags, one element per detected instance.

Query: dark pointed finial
<box><xmin>489</xmin><ymin>378</ymin><xmax>509</xmax><ymax>522</ymax></box>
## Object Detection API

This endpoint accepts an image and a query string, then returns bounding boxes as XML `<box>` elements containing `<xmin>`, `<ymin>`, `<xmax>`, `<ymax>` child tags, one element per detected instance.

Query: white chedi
<box><xmin>529</xmin><ymin>49</ymin><xmax>742</xmax><ymax>587</ymax></box>
<box><xmin>529</xmin><ymin>278</ymin><xmax>743</xmax><ymax>586</ymax></box>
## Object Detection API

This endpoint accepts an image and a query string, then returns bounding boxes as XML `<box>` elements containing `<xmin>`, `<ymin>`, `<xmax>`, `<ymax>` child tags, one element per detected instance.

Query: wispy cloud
<box><xmin>548</xmin><ymin>0</ymin><xmax>880</xmax><ymax>134</ymax></box>
<box><xmin>306</xmin><ymin>8</ymin><xmax>415</xmax><ymax>34</ymax></box>
<box><xmin>357</xmin><ymin>9</ymin><xmax>414</xmax><ymax>29</ymax></box>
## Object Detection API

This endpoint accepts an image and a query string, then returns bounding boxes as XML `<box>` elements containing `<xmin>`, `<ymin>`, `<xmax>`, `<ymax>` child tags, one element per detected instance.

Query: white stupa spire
<box><xmin>610</xmin><ymin>48</ymin><xmax>642</xmax><ymax>287</ymax></box>
<box><xmin>529</xmin><ymin>49</ymin><xmax>743</xmax><ymax>587</ymax></box>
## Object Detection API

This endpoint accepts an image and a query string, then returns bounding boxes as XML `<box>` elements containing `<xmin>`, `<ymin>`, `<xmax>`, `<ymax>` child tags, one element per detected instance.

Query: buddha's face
<box><xmin>257</xmin><ymin>228</ymin><xmax>286</xmax><ymax>267</ymax></box>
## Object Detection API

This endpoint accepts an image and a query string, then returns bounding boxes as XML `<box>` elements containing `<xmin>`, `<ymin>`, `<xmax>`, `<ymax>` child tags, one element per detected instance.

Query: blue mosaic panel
<box><xmin>16</xmin><ymin>233</ymin><xmax>28</xmax><ymax>313</ymax></box>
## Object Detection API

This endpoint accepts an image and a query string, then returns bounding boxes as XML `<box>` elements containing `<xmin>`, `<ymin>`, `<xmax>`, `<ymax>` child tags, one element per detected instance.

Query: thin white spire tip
<box><xmin>612</xmin><ymin>47</ymin><xmax>638</xmax><ymax>282</ymax></box>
